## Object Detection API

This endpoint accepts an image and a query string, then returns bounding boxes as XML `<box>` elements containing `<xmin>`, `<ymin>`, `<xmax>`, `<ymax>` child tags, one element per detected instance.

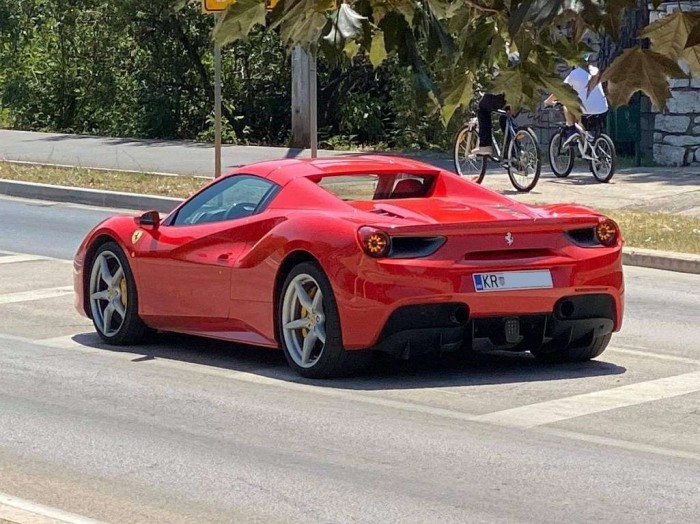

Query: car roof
<box><xmin>225</xmin><ymin>155</ymin><xmax>442</xmax><ymax>185</ymax></box>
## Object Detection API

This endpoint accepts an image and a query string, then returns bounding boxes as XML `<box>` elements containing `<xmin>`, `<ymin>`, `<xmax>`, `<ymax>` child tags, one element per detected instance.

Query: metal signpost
<box><xmin>202</xmin><ymin>0</ymin><xmax>233</xmax><ymax>178</ymax></box>
<box><xmin>202</xmin><ymin>0</ymin><xmax>317</xmax><ymax>177</ymax></box>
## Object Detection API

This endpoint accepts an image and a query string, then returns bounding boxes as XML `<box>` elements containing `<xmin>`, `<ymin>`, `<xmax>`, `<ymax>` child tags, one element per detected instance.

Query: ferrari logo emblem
<box><xmin>505</xmin><ymin>232</ymin><xmax>513</xmax><ymax>246</ymax></box>
<box><xmin>132</xmin><ymin>230</ymin><xmax>143</xmax><ymax>245</ymax></box>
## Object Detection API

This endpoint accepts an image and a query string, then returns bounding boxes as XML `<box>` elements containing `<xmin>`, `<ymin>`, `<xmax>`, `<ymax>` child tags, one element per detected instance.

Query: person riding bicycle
<box><xmin>471</xmin><ymin>52</ymin><xmax>520</xmax><ymax>157</ymax></box>
<box><xmin>544</xmin><ymin>55</ymin><xmax>609</xmax><ymax>147</ymax></box>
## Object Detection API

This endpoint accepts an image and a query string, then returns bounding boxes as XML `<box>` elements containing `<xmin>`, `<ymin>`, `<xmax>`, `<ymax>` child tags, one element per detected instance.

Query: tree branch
<box><xmin>172</xmin><ymin>15</ymin><xmax>243</xmax><ymax>137</ymax></box>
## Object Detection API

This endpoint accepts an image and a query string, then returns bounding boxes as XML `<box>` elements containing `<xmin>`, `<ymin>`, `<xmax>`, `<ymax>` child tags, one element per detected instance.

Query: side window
<box><xmin>172</xmin><ymin>175</ymin><xmax>277</xmax><ymax>226</ymax></box>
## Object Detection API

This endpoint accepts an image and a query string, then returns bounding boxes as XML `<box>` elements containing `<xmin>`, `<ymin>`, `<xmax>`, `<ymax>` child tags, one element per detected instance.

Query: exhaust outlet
<box><xmin>557</xmin><ymin>300</ymin><xmax>575</xmax><ymax>319</ymax></box>
<box><xmin>450</xmin><ymin>305</ymin><xmax>469</xmax><ymax>325</ymax></box>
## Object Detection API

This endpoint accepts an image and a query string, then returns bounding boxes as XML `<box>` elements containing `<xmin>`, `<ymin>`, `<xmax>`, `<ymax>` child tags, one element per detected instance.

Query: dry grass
<box><xmin>1</xmin><ymin>162</ymin><xmax>698</xmax><ymax>254</ymax></box>
<box><xmin>0</xmin><ymin>161</ymin><xmax>207</xmax><ymax>198</ymax></box>
<box><xmin>602</xmin><ymin>209</ymin><xmax>700</xmax><ymax>255</ymax></box>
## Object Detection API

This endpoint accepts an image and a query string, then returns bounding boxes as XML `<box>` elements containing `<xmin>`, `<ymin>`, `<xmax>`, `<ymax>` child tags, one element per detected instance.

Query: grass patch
<box><xmin>603</xmin><ymin>209</ymin><xmax>700</xmax><ymax>255</ymax></box>
<box><xmin>1</xmin><ymin>162</ymin><xmax>698</xmax><ymax>254</ymax></box>
<box><xmin>0</xmin><ymin>161</ymin><xmax>207</xmax><ymax>199</ymax></box>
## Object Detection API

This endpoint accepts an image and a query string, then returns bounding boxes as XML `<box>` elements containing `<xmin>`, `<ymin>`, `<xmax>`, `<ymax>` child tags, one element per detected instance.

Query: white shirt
<box><xmin>564</xmin><ymin>66</ymin><xmax>609</xmax><ymax>115</ymax></box>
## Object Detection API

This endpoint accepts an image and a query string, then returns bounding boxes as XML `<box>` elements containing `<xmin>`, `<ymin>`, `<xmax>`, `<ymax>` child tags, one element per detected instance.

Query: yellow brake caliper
<box><xmin>119</xmin><ymin>277</ymin><xmax>128</xmax><ymax>307</ymax></box>
<box><xmin>300</xmin><ymin>286</ymin><xmax>317</xmax><ymax>339</ymax></box>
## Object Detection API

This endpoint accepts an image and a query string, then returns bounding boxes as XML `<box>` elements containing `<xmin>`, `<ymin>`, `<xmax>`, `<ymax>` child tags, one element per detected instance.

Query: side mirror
<box><xmin>135</xmin><ymin>210</ymin><xmax>160</xmax><ymax>229</ymax></box>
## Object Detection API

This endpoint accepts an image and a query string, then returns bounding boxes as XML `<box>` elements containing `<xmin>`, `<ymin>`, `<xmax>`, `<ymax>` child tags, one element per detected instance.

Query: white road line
<box><xmin>0</xmin><ymin>254</ymin><xmax>48</xmax><ymax>265</ymax></box>
<box><xmin>540</xmin><ymin>427</ymin><xmax>700</xmax><ymax>463</ymax></box>
<box><xmin>0</xmin><ymin>250</ymin><xmax>72</xmax><ymax>265</ymax></box>
<box><xmin>0</xmin><ymin>492</ymin><xmax>104</xmax><ymax>524</ymax></box>
<box><xmin>0</xmin><ymin>287</ymin><xmax>73</xmax><ymax>306</ymax></box>
<box><xmin>11</xmin><ymin>333</ymin><xmax>700</xmax><ymax>462</ymax></box>
<box><xmin>470</xmin><ymin>370</ymin><xmax>700</xmax><ymax>429</ymax></box>
<box><xmin>36</xmin><ymin>334</ymin><xmax>482</xmax><ymax>422</ymax></box>
<box><xmin>34</xmin><ymin>334</ymin><xmax>700</xmax><ymax>433</ymax></box>
<box><xmin>609</xmin><ymin>346</ymin><xmax>700</xmax><ymax>366</ymax></box>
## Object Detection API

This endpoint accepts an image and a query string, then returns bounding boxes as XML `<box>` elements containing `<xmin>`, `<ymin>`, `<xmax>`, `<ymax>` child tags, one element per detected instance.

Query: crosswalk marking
<box><xmin>609</xmin><ymin>346</ymin><xmax>700</xmax><ymax>366</ymax></box>
<box><xmin>0</xmin><ymin>491</ymin><xmax>104</xmax><ymax>524</ymax></box>
<box><xmin>0</xmin><ymin>250</ymin><xmax>71</xmax><ymax>265</ymax></box>
<box><xmin>0</xmin><ymin>254</ymin><xmax>48</xmax><ymax>264</ymax></box>
<box><xmin>470</xmin><ymin>370</ymin><xmax>700</xmax><ymax>429</ymax></box>
<box><xmin>10</xmin><ymin>332</ymin><xmax>700</xmax><ymax>462</ymax></box>
<box><xmin>0</xmin><ymin>286</ymin><xmax>73</xmax><ymax>306</ymax></box>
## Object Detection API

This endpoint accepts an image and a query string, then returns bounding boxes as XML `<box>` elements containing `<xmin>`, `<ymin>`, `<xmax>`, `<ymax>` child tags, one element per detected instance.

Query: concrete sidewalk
<box><xmin>1</xmin><ymin>129</ymin><xmax>699</xmax><ymax>216</ymax></box>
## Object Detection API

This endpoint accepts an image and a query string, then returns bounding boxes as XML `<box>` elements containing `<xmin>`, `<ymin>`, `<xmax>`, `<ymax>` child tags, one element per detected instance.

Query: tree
<box><xmin>205</xmin><ymin>0</ymin><xmax>700</xmax><ymax>124</ymax></box>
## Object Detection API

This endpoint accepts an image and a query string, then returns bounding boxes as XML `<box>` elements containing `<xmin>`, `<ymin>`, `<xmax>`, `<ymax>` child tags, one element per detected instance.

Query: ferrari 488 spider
<box><xmin>74</xmin><ymin>155</ymin><xmax>624</xmax><ymax>377</ymax></box>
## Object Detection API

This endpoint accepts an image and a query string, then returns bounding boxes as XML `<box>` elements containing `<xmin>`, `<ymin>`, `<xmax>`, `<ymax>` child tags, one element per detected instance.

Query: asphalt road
<box><xmin>2</xmin><ymin>129</ymin><xmax>700</xmax><ymax>216</ymax></box>
<box><xmin>0</xmin><ymin>196</ymin><xmax>699</xmax><ymax>523</ymax></box>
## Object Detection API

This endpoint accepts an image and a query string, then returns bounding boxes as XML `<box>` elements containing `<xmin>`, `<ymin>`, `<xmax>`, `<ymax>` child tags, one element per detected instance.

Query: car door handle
<box><xmin>217</xmin><ymin>253</ymin><xmax>231</xmax><ymax>261</ymax></box>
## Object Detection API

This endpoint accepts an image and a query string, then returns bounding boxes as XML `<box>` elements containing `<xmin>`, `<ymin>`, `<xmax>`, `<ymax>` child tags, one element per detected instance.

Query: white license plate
<box><xmin>473</xmin><ymin>270</ymin><xmax>553</xmax><ymax>292</ymax></box>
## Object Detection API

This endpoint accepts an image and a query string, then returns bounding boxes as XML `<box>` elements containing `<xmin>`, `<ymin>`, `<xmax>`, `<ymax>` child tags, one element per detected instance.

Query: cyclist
<box><xmin>471</xmin><ymin>52</ymin><xmax>520</xmax><ymax>156</ymax></box>
<box><xmin>544</xmin><ymin>55</ymin><xmax>609</xmax><ymax>147</ymax></box>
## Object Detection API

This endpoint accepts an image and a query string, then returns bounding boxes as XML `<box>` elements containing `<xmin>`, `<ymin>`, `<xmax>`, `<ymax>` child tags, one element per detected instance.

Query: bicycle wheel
<box><xmin>548</xmin><ymin>131</ymin><xmax>574</xmax><ymax>177</ymax></box>
<box><xmin>590</xmin><ymin>133</ymin><xmax>616</xmax><ymax>183</ymax></box>
<box><xmin>506</xmin><ymin>127</ymin><xmax>541</xmax><ymax>192</ymax></box>
<box><xmin>453</xmin><ymin>123</ymin><xmax>487</xmax><ymax>183</ymax></box>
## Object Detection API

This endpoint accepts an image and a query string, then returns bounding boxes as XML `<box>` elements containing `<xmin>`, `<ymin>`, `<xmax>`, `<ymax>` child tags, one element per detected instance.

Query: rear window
<box><xmin>316</xmin><ymin>173</ymin><xmax>434</xmax><ymax>201</ymax></box>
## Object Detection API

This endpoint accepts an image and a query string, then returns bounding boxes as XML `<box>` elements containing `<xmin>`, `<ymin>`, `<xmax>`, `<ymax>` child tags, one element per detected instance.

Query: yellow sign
<box><xmin>202</xmin><ymin>0</ymin><xmax>279</xmax><ymax>13</ymax></box>
<box><xmin>202</xmin><ymin>0</ymin><xmax>235</xmax><ymax>13</ymax></box>
<box><xmin>131</xmin><ymin>230</ymin><xmax>143</xmax><ymax>245</ymax></box>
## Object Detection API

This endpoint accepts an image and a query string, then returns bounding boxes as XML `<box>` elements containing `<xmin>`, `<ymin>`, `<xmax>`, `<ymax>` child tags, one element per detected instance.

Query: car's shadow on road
<box><xmin>68</xmin><ymin>332</ymin><xmax>626</xmax><ymax>391</ymax></box>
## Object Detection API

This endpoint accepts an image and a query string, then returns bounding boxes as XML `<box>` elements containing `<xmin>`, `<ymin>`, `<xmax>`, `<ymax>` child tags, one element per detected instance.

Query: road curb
<box><xmin>2</xmin><ymin>178</ymin><xmax>699</xmax><ymax>274</ymax></box>
<box><xmin>0</xmin><ymin>179</ymin><xmax>181</xmax><ymax>214</ymax></box>
<box><xmin>622</xmin><ymin>247</ymin><xmax>700</xmax><ymax>275</ymax></box>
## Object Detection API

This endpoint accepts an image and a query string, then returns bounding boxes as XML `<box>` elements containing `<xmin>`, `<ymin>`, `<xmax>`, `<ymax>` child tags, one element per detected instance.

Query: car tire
<box><xmin>531</xmin><ymin>333</ymin><xmax>611</xmax><ymax>363</ymax></box>
<box><xmin>278</xmin><ymin>261</ymin><xmax>371</xmax><ymax>378</ymax></box>
<box><xmin>88</xmin><ymin>241</ymin><xmax>147</xmax><ymax>345</ymax></box>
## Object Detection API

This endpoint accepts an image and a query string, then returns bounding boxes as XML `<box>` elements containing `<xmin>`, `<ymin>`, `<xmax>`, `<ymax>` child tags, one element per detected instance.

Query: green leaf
<box><xmin>685</xmin><ymin>15</ymin><xmax>700</xmax><ymax>48</ymax></box>
<box><xmin>369</xmin><ymin>30</ymin><xmax>387</xmax><ymax>67</ymax></box>
<box><xmin>682</xmin><ymin>45</ymin><xmax>700</xmax><ymax>76</ymax></box>
<box><xmin>213</xmin><ymin>0</ymin><xmax>268</xmax><ymax>46</ymax></box>
<box><xmin>537</xmin><ymin>71</ymin><xmax>583</xmax><ymax>119</ymax></box>
<box><xmin>440</xmin><ymin>71</ymin><xmax>474</xmax><ymax>125</ymax></box>
<box><xmin>490</xmin><ymin>70</ymin><xmax>524</xmax><ymax>111</ymax></box>
<box><xmin>425</xmin><ymin>0</ymin><xmax>457</xmax><ymax>20</ymax></box>
<box><xmin>640</xmin><ymin>11</ymin><xmax>695</xmax><ymax>59</ymax></box>
<box><xmin>373</xmin><ymin>1</ymin><xmax>416</xmax><ymax>28</ymax></box>
<box><xmin>599</xmin><ymin>0</ymin><xmax>637</xmax><ymax>40</ymax></box>
<box><xmin>343</xmin><ymin>39</ymin><xmax>359</xmax><ymax>59</ymax></box>
<box><xmin>272</xmin><ymin>0</ymin><xmax>334</xmax><ymax>50</ymax></box>
<box><xmin>509</xmin><ymin>0</ymin><xmax>565</xmax><ymax>36</ymax></box>
<box><xmin>601</xmin><ymin>47</ymin><xmax>687</xmax><ymax>109</ymax></box>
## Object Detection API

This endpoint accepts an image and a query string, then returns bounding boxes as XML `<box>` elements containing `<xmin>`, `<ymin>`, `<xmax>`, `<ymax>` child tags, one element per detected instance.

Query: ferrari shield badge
<box><xmin>505</xmin><ymin>232</ymin><xmax>514</xmax><ymax>246</ymax></box>
<box><xmin>132</xmin><ymin>230</ymin><xmax>143</xmax><ymax>245</ymax></box>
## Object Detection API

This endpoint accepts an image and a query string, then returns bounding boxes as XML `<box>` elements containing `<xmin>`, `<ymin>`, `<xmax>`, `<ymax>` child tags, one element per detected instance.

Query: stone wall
<box><xmin>651</xmin><ymin>2</ymin><xmax>700</xmax><ymax>166</ymax></box>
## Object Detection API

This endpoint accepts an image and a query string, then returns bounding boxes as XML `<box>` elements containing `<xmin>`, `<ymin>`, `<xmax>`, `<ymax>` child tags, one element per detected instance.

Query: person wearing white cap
<box><xmin>545</xmin><ymin>54</ymin><xmax>609</xmax><ymax>147</ymax></box>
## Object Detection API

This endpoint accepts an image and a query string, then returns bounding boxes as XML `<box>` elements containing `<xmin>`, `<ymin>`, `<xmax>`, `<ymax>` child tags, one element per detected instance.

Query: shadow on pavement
<box><xmin>545</xmin><ymin>169</ymin><xmax>700</xmax><ymax>187</ymax></box>
<box><xmin>68</xmin><ymin>331</ymin><xmax>626</xmax><ymax>391</ymax></box>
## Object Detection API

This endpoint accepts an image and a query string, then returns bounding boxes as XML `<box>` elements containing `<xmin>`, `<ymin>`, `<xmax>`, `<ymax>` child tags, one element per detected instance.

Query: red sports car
<box><xmin>74</xmin><ymin>155</ymin><xmax>624</xmax><ymax>378</ymax></box>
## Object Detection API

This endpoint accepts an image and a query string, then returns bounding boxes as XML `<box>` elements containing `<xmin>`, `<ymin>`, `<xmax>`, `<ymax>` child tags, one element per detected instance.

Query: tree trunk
<box><xmin>597</xmin><ymin>0</ymin><xmax>650</xmax><ymax>70</ymax></box>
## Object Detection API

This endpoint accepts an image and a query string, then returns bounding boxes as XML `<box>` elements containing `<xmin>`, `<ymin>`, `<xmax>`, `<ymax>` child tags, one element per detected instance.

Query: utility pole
<box><xmin>291</xmin><ymin>46</ymin><xmax>318</xmax><ymax>157</ymax></box>
<box><xmin>204</xmin><ymin>1</ymin><xmax>316</xmax><ymax>163</ymax></box>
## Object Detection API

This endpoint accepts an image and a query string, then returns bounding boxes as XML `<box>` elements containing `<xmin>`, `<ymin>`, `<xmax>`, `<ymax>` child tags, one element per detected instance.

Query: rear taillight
<box><xmin>358</xmin><ymin>226</ymin><xmax>391</xmax><ymax>258</ymax></box>
<box><xmin>595</xmin><ymin>219</ymin><xmax>620</xmax><ymax>247</ymax></box>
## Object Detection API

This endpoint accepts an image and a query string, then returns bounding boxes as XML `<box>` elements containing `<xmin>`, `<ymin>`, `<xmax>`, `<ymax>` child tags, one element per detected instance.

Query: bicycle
<box><xmin>547</xmin><ymin>106</ymin><xmax>616</xmax><ymax>183</ymax></box>
<box><xmin>453</xmin><ymin>108</ymin><xmax>542</xmax><ymax>192</ymax></box>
